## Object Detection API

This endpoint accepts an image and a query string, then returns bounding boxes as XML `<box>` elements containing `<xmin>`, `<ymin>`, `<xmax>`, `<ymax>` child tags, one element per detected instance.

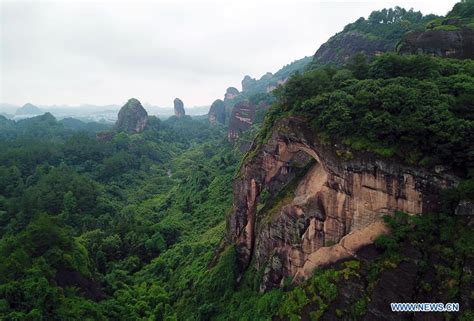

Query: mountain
<box><xmin>208</xmin><ymin>99</ymin><xmax>226</xmax><ymax>125</ymax></box>
<box><xmin>115</xmin><ymin>98</ymin><xmax>148</xmax><ymax>133</ymax></box>
<box><xmin>229</xmin><ymin>117</ymin><xmax>458</xmax><ymax>289</ymax></box>
<box><xmin>222</xmin><ymin>27</ymin><xmax>473</xmax><ymax>318</ymax></box>
<box><xmin>398</xmin><ymin>1</ymin><xmax>474</xmax><ymax>59</ymax></box>
<box><xmin>15</xmin><ymin>103</ymin><xmax>42</xmax><ymax>116</ymax></box>
<box><xmin>173</xmin><ymin>98</ymin><xmax>186</xmax><ymax>118</ymax></box>
<box><xmin>216</xmin><ymin>7</ymin><xmax>441</xmax><ymax>137</ymax></box>
<box><xmin>313</xmin><ymin>7</ymin><xmax>439</xmax><ymax>65</ymax></box>
<box><xmin>1</xmin><ymin>2</ymin><xmax>473</xmax><ymax>321</ymax></box>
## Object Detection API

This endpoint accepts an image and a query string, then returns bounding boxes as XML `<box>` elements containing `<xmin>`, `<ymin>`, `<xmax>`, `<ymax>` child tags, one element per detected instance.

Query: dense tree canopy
<box><xmin>263</xmin><ymin>54</ymin><xmax>474</xmax><ymax>175</ymax></box>
<box><xmin>0</xmin><ymin>113</ymin><xmax>239</xmax><ymax>320</ymax></box>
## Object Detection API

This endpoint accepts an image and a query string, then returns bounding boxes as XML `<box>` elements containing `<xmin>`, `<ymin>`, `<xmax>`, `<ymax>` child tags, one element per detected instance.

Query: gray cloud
<box><xmin>1</xmin><ymin>0</ymin><xmax>457</xmax><ymax>107</ymax></box>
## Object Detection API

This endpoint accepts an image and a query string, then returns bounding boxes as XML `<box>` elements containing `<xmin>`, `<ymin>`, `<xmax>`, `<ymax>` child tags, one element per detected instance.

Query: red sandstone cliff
<box><xmin>227</xmin><ymin>117</ymin><xmax>459</xmax><ymax>291</ymax></box>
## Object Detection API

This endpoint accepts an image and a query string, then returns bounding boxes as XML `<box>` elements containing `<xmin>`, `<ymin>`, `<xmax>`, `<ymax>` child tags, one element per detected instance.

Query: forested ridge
<box><xmin>0</xmin><ymin>114</ymin><xmax>239</xmax><ymax>320</ymax></box>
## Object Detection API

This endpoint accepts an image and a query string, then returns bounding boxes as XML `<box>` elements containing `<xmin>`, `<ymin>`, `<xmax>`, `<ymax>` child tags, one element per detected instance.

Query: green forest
<box><xmin>1</xmin><ymin>55</ymin><xmax>473</xmax><ymax>320</ymax></box>
<box><xmin>1</xmin><ymin>1</ymin><xmax>474</xmax><ymax>320</ymax></box>
<box><xmin>0</xmin><ymin>114</ymin><xmax>240</xmax><ymax>320</ymax></box>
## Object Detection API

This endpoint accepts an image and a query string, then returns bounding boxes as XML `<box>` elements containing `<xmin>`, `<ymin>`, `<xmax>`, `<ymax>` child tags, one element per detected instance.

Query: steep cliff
<box><xmin>227</xmin><ymin>100</ymin><xmax>256</xmax><ymax>141</ymax></box>
<box><xmin>208</xmin><ymin>99</ymin><xmax>226</xmax><ymax>125</ymax></box>
<box><xmin>313</xmin><ymin>31</ymin><xmax>391</xmax><ymax>65</ymax></box>
<box><xmin>228</xmin><ymin>117</ymin><xmax>459</xmax><ymax>290</ymax></box>
<box><xmin>115</xmin><ymin>98</ymin><xmax>148</xmax><ymax>133</ymax></box>
<box><xmin>173</xmin><ymin>98</ymin><xmax>186</xmax><ymax>118</ymax></box>
<box><xmin>398</xmin><ymin>27</ymin><xmax>474</xmax><ymax>59</ymax></box>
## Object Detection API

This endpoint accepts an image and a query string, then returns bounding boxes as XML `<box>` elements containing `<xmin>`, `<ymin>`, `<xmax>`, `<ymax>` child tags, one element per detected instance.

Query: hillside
<box><xmin>398</xmin><ymin>1</ymin><xmax>474</xmax><ymax>58</ymax></box>
<box><xmin>0</xmin><ymin>2</ymin><xmax>473</xmax><ymax>321</ymax></box>
<box><xmin>312</xmin><ymin>7</ymin><xmax>439</xmax><ymax>66</ymax></box>
<box><xmin>15</xmin><ymin>103</ymin><xmax>42</xmax><ymax>116</ymax></box>
<box><xmin>222</xmin><ymin>6</ymin><xmax>447</xmax><ymax>141</ymax></box>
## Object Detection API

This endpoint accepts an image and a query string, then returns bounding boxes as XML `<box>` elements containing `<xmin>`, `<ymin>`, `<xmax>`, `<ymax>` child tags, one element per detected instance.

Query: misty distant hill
<box><xmin>0</xmin><ymin>102</ymin><xmax>210</xmax><ymax>122</ymax></box>
<box><xmin>15</xmin><ymin>103</ymin><xmax>42</xmax><ymax>116</ymax></box>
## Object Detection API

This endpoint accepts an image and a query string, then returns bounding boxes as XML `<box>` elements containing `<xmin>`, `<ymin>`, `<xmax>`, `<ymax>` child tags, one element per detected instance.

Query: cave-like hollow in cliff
<box><xmin>231</xmin><ymin>122</ymin><xmax>454</xmax><ymax>291</ymax></box>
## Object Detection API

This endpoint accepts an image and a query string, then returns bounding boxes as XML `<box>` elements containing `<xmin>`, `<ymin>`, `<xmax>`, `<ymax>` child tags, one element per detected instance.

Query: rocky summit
<box><xmin>398</xmin><ymin>1</ymin><xmax>474</xmax><ymax>59</ymax></box>
<box><xmin>241</xmin><ymin>75</ymin><xmax>257</xmax><ymax>92</ymax></box>
<box><xmin>313</xmin><ymin>31</ymin><xmax>391</xmax><ymax>65</ymax></box>
<box><xmin>208</xmin><ymin>99</ymin><xmax>226</xmax><ymax>125</ymax></box>
<box><xmin>224</xmin><ymin>87</ymin><xmax>239</xmax><ymax>101</ymax></box>
<box><xmin>399</xmin><ymin>27</ymin><xmax>474</xmax><ymax>59</ymax></box>
<box><xmin>227</xmin><ymin>100</ymin><xmax>256</xmax><ymax>140</ymax></box>
<box><xmin>173</xmin><ymin>98</ymin><xmax>185</xmax><ymax>118</ymax></box>
<box><xmin>115</xmin><ymin>98</ymin><xmax>148</xmax><ymax>133</ymax></box>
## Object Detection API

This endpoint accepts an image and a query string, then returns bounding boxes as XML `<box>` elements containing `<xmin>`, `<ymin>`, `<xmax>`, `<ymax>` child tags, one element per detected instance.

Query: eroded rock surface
<box><xmin>228</xmin><ymin>117</ymin><xmax>458</xmax><ymax>290</ymax></box>
<box><xmin>399</xmin><ymin>28</ymin><xmax>474</xmax><ymax>59</ymax></box>
<box><xmin>227</xmin><ymin>101</ymin><xmax>256</xmax><ymax>140</ymax></box>
<box><xmin>174</xmin><ymin>98</ymin><xmax>186</xmax><ymax>118</ymax></box>
<box><xmin>208</xmin><ymin>99</ymin><xmax>226</xmax><ymax>125</ymax></box>
<box><xmin>313</xmin><ymin>31</ymin><xmax>391</xmax><ymax>65</ymax></box>
<box><xmin>115</xmin><ymin>98</ymin><xmax>148</xmax><ymax>133</ymax></box>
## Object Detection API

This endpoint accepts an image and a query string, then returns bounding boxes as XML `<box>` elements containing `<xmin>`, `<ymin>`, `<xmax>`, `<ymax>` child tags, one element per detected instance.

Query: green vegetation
<box><xmin>426</xmin><ymin>0</ymin><xmax>474</xmax><ymax>31</ymax></box>
<box><xmin>1</xmin><ymin>2</ymin><xmax>474</xmax><ymax>320</ymax></box>
<box><xmin>0</xmin><ymin>113</ymin><xmax>239</xmax><ymax>319</ymax></box>
<box><xmin>257</xmin><ymin>53</ymin><xmax>474</xmax><ymax>175</ymax></box>
<box><xmin>341</xmin><ymin>7</ymin><xmax>439</xmax><ymax>44</ymax></box>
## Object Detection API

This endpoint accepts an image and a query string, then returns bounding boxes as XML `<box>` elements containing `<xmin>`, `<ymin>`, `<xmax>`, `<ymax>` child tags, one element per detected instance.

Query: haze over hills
<box><xmin>0</xmin><ymin>1</ymin><xmax>473</xmax><ymax>320</ymax></box>
<box><xmin>0</xmin><ymin>102</ymin><xmax>211</xmax><ymax>122</ymax></box>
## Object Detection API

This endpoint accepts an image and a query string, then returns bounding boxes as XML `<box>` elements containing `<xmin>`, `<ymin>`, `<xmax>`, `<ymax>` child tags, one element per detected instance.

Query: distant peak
<box><xmin>15</xmin><ymin>103</ymin><xmax>42</xmax><ymax>115</ymax></box>
<box><xmin>115</xmin><ymin>98</ymin><xmax>148</xmax><ymax>133</ymax></box>
<box><xmin>174</xmin><ymin>98</ymin><xmax>185</xmax><ymax>118</ymax></box>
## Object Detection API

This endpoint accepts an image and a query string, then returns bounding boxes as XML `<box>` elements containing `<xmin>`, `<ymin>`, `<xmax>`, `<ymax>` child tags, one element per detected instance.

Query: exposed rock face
<box><xmin>398</xmin><ymin>28</ymin><xmax>474</xmax><ymax>59</ymax></box>
<box><xmin>227</xmin><ymin>100</ymin><xmax>256</xmax><ymax>140</ymax></box>
<box><xmin>228</xmin><ymin>117</ymin><xmax>458</xmax><ymax>290</ymax></box>
<box><xmin>313</xmin><ymin>31</ymin><xmax>391</xmax><ymax>65</ymax></box>
<box><xmin>224</xmin><ymin>87</ymin><xmax>239</xmax><ymax>101</ymax></box>
<box><xmin>115</xmin><ymin>98</ymin><xmax>148</xmax><ymax>133</ymax></box>
<box><xmin>242</xmin><ymin>75</ymin><xmax>257</xmax><ymax>92</ymax></box>
<box><xmin>208</xmin><ymin>99</ymin><xmax>226</xmax><ymax>125</ymax></box>
<box><xmin>173</xmin><ymin>98</ymin><xmax>185</xmax><ymax>118</ymax></box>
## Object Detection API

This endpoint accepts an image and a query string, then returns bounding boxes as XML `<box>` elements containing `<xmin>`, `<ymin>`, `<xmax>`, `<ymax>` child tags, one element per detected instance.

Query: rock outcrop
<box><xmin>224</xmin><ymin>87</ymin><xmax>239</xmax><ymax>101</ymax></box>
<box><xmin>313</xmin><ymin>31</ymin><xmax>391</xmax><ymax>65</ymax></box>
<box><xmin>242</xmin><ymin>75</ymin><xmax>257</xmax><ymax>92</ymax></box>
<box><xmin>227</xmin><ymin>117</ymin><xmax>458</xmax><ymax>291</ymax></box>
<box><xmin>115</xmin><ymin>98</ymin><xmax>148</xmax><ymax>133</ymax></box>
<box><xmin>227</xmin><ymin>100</ymin><xmax>256</xmax><ymax>140</ymax></box>
<box><xmin>208</xmin><ymin>99</ymin><xmax>226</xmax><ymax>125</ymax></box>
<box><xmin>398</xmin><ymin>27</ymin><xmax>474</xmax><ymax>59</ymax></box>
<box><xmin>173</xmin><ymin>98</ymin><xmax>185</xmax><ymax>118</ymax></box>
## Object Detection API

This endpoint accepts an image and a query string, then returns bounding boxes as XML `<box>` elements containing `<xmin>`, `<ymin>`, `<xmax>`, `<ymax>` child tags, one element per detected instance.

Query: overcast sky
<box><xmin>0</xmin><ymin>0</ymin><xmax>458</xmax><ymax>108</ymax></box>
